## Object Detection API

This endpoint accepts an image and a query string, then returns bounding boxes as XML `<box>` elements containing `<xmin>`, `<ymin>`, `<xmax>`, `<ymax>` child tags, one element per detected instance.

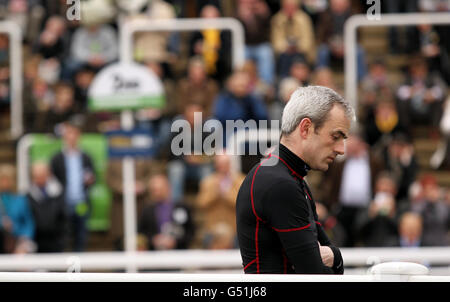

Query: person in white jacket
<box><xmin>430</xmin><ymin>95</ymin><xmax>450</xmax><ymax>169</ymax></box>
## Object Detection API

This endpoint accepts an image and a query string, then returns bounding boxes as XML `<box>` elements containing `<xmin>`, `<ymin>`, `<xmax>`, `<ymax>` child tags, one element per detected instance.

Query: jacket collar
<box><xmin>277</xmin><ymin>143</ymin><xmax>311</xmax><ymax>178</ymax></box>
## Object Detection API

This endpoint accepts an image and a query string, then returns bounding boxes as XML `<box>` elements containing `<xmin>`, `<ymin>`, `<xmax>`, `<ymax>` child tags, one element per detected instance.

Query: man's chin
<box><xmin>311</xmin><ymin>163</ymin><xmax>329</xmax><ymax>172</ymax></box>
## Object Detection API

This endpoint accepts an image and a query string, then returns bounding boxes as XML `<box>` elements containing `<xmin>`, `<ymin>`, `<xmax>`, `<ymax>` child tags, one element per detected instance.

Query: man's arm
<box><xmin>306</xmin><ymin>184</ymin><xmax>345</xmax><ymax>274</ymax></box>
<box><xmin>262</xmin><ymin>181</ymin><xmax>334</xmax><ymax>274</ymax></box>
<box><xmin>317</xmin><ymin>225</ymin><xmax>344</xmax><ymax>274</ymax></box>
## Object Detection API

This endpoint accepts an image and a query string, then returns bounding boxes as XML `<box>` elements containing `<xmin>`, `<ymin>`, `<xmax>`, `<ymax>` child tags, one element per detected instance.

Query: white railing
<box><xmin>119</xmin><ymin>17</ymin><xmax>245</xmax><ymax>67</ymax></box>
<box><xmin>344</xmin><ymin>12</ymin><xmax>450</xmax><ymax>115</ymax></box>
<box><xmin>118</xmin><ymin>17</ymin><xmax>246</xmax><ymax>128</ymax></box>
<box><xmin>1</xmin><ymin>272</ymin><xmax>445</xmax><ymax>282</ymax></box>
<box><xmin>0</xmin><ymin>248</ymin><xmax>449</xmax><ymax>273</ymax></box>
<box><xmin>16</xmin><ymin>133</ymin><xmax>33</xmax><ymax>193</ymax></box>
<box><xmin>0</xmin><ymin>261</ymin><xmax>448</xmax><ymax>282</ymax></box>
<box><xmin>0</xmin><ymin>21</ymin><xmax>23</xmax><ymax>139</ymax></box>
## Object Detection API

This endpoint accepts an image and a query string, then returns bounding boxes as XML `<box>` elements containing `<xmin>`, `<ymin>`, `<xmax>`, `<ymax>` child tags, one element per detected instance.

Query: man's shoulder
<box><xmin>251</xmin><ymin>161</ymin><xmax>298</xmax><ymax>190</ymax></box>
<box><xmin>50</xmin><ymin>151</ymin><xmax>64</xmax><ymax>162</ymax></box>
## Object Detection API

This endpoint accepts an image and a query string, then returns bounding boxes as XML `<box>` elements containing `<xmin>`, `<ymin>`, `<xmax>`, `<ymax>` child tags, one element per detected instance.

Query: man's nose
<box><xmin>335</xmin><ymin>139</ymin><xmax>345</xmax><ymax>155</ymax></box>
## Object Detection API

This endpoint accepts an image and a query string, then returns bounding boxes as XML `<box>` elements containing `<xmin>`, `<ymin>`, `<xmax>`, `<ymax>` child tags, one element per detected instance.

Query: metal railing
<box><xmin>0</xmin><ymin>248</ymin><xmax>449</xmax><ymax>273</ymax></box>
<box><xmin>344</xmin><ymin>12</ymin><xmax>450</xmax><ymax>116</ymax></box>
<box><xmin>0</xmin><ymin>21</ymin><xmax>22</xmax><ymax>139</ymax></box>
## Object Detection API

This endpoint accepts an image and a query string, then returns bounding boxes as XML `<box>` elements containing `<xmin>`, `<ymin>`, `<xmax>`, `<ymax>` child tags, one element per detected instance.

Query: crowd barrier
<box><xmin>0</xmin><ymin>248</ymin><xmax>449</xmax><ymax>274</ymax></box>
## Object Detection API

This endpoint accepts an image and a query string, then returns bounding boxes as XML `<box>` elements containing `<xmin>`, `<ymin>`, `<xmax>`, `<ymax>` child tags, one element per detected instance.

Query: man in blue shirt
<box><xmin>50</xmin><ymin>119</ymin><xmax>95</xmax><ymax>251</ymax></box>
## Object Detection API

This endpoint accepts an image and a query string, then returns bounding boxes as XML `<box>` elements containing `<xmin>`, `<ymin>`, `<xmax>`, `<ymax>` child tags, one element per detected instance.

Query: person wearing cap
<box><xmin>50</xmin><ymin>119</ymin><xmax>96</xmax><ymax>251</ymax></box>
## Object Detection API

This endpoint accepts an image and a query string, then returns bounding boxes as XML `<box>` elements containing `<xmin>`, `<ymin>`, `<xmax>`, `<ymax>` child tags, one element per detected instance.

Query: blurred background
<box><xmin>0</xmin><ymin>0</ymin><xmax>448</xmax><ymax>274</ymax></box>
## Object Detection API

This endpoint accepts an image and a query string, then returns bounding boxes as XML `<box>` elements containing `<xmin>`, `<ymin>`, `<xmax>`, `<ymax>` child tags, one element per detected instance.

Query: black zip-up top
<box><xmin>236</xmin><ymin>143</ymin><xmax>344</xmax><ymax>274</ymax></box>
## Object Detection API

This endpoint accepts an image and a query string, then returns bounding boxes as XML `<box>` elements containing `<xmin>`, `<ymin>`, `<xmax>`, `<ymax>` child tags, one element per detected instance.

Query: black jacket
<box><xmin>27</xmin><ymin>181</ymin><xmax>66</xmax><ymax>252</ymax></box>
<box><xmin>50</xmin><ymin>150</ymin><xmax>96</xmax><ymax>207</ymax></box>
<box><xmin>138</xmin><ymin>201</ymin><xmax>195</xmax><ymax>250</ymax></box>
<box><xmin>236</xmin><ymin>143</ymin><xmax>344</xmax><ymax>274</ymax></box>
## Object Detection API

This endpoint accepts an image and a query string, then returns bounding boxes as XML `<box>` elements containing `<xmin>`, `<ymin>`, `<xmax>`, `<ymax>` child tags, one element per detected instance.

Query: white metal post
<box><xmin>123</xmin><ymin>156</ymin><xmax>137</xmax><ymax>272</ymax></box>
<box><xmin>117</xmin><ymin>18</ymin><xmax>246</xmax><ymax>267</ymax></box>
<box><xmin>0</xmin><ymin>21</ymin><xmax>23</xmax><ymax>139</ymax></box>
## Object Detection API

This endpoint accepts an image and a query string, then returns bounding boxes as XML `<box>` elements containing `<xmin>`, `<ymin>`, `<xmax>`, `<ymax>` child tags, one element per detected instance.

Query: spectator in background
<box><xmin>213</xmin><ymin>69</ymin><xmax>268</xmax><ymax>147</ymax></box>
<box><xmin>142</xmin><ymin>60</ymin><xmax>177</xmax><ymax>119</ymax></box>
<box><xmin>396</xmin><ymin>56</ymin><xmax>447</xmax><ymax>136</ymax></box>
<box><xmin>196</xmin><ymin>153</ymin><xmax>245</xmax><ymax>249</ymax></box>
<box><xmin>316</xmin><ymin>0</ymin><xmax>367</xmax><ymax>81</ymax></box>
<box><xmin>383</xmin><ymin>0</ymin><xmax>419</xmax><ymax>54</ymax></box>
<box><xmin>0</xmin><ymin>34</ymin><xmax>9</xmax><ymax>110</ymax></box>
<box><xmin>0</xmin><ymin>0</ymin><xmax>45</xmax><ymax>43</ymax></box>
<box><xmin>268</xmin><ymin>76</ymin><xmax>299</xmax><ymax>122</ymax></box>
<box><xmin>36</xmin><ymin>81</ymin><xmax>78</xmax><ymax>134</ymax></box>
<box><xmin>23</xmin><ymin>55</ymin><xmax>50</xmax><ymax>132</ymax></box>
<box><xmin>360</xmin><ymin>59</ymin><xmax>396</xmax><ymax>120</ymax></box>
<box><xmin>364</xmin><ymin>98</ymin><xmax>407</xmax><ymax>148</ymax></box>
<box><xmin>271</xmin><ymin>0</ymin><xmax>316</xmax><ymax>77</ymax></box>
<box><xmin>315</xmin><ymin>201</ymin><xmax>347</xmax><ymax>247</ymax></box>
<box><xmin>236</xmin><ymin>0</ymin><xmax>275</xmax><ymax>86</ymax></box>
<box><xmin>397</xmin><ymin>211</ymin><xmax>423</xmax><ymax>247</ymax></box>
<box><xmin>241</xmin><ymin>59</ymin><xmax>274</xmax><ymax>104</ymax></box>
<box><xmin>382</xmin><ymin>132</ymin><xmax>419</xmax><ymax>205</ymax></box>
<box><xmin>123</xmin><ymin>0</ymin><xmax>180</xmax><ymax>78</ymax></box>
<box><xmin>34</xmin><ymin>15</ymin><xmax>69</xmax><ymax>61</ymax></box>
<box><xmin>0</xmin><ymin>62</ymin><xmax>9</xmax><ymax>108</ymax></box>
<box><xmin>50</xmin><ymin>119</ymin><xmax>96</xmax><ymax>251</ymax></box>
<box><xmin>73</xmin><ymin>65</ymin><xmax>96</xmax><ymax>112</ymax></box>
<box><xmin>0</xmin><ymin>33</ymin><xmax>8</xmax><ymax>65</ymax></box>
<box><xmin>0</xmin><ymin>164</ymin><xmax>35</xmax><ymax>254</ymax></box>
<box><xmin>135</xmin><ymin>61</ymin><xmax>175</xmax><ymax>157</ymax></box>
<box><xmin>65</xmin><ymin>19</ymin><xmax>118</xmax><ymax>79</ymax></box>
<box><xmin>287</xmin><ymin>55</ymin><xmax>312</xmax><ymax>86</ymax></box>
<box><xmin>418</xmin><ymin>0</ymin><xmax>450</xmax><ymax>12</ymax></box>
<box><xmin>175</xmin><ymin>56</ymin><xmax>219</xmax><ymax>119</ymax></box>
<box><xmin>106</xmin><ymin>158</ymin><xmax>160</xmax><ymax>250</ymax></box>
<box><xmin>430</xmin><ymin>95</ymin><xmax>450</xmax><ymax>170</ymax></box>
<box><xmin>417</xmin><ymin>23</ymin><xmax>450</xmax><ymax>85</ymax></box>
<box><xmin>319</xmin><ymin>131</ymin><xmax>384</xmax><ymax>247</ymax></box>
<box><xmin>411</xmin><ymin>174</ymin><xmax>449</xmax><ymax>246</ymax></box>
<box><xmin>358</xmin><ymin>171</ymin><xmax>400</xmax><ymax>247</ymax></box>
<box><xmin>311</xmin><ymin>66</ymin><xmax>341</xmax><ymax>93</ymax></box>
<box><xmin>167</xmin><ymin>103</ymin><xmax>214</xmax><ymax>203</ymax></box>
<box><xmin>189</xmin><ymin>4</ymin><xmax>232</xmax><ymax>83</ymax></box>
<box><xmin>27</xmin><ymin>162</ymin><xmax>66</xmax><ymax>253</ymax></box>
<box><xmin>138</xmin><ymin>173</ymin><xmax>194</xmax><ymax>250</ymax></box>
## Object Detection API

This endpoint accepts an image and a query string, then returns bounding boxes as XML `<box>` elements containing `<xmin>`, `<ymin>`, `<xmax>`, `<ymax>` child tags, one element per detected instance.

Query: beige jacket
<box><xmin>270</xmin><ymin>10</ymin><xmax>316</xmax><ymax>63</ymax></box>
<box><xmin>195</xmin><ymin>172</ymin><xmax>245</xmax><ymax>234</ymax></box>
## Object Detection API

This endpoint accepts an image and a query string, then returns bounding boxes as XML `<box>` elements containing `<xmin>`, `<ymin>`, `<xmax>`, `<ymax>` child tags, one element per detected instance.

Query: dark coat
<box><xmin>138</xmin><ymin>201</ymin><xmax>195</xmax><ymax>250</ymax></box>
<box><xmin>50</xmin><ymin>150</ymin><xmax>96</xmax><ymax>208</ymax></box>
<box><xmin>27</xmin><ymin>181</ymin><xmax>66</xmax><ymax>252</ymax></box>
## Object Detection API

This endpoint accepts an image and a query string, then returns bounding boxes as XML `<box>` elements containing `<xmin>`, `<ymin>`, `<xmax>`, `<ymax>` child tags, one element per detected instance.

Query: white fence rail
<box><xmin>0</xmin><ymin>248</ymin><xmax>449</xmax><ymax>273</ymax></box>
<box><xmin>0</xmin><ymin>21</ymin><xmax>23</xmax><ymax>139</ymax></box>
<box><xmin>2</xmin><ymin>272</ymin><xmax>448</xmax><ymax>282</ymax></box>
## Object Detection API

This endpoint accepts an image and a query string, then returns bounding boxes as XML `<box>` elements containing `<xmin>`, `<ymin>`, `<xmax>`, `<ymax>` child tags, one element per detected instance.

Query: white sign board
<box><xmin>88</xmin><ymin>62</ymin><xmax>165</xmax><ymax>111</ymax></box>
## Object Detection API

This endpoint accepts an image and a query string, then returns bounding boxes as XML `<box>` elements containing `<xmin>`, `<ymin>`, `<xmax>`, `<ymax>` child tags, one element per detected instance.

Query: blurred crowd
<box><xmin>0</xmin><ymin>0</ymin><xmax>449</xmax><ymax>254</ymax></box>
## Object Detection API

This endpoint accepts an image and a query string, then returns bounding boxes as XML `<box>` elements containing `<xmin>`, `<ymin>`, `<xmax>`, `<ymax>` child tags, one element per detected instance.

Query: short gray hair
<box><xmin>281</xmin><ymin>86</ymin><xmax>355</xmax><ymax>136</ymax></box>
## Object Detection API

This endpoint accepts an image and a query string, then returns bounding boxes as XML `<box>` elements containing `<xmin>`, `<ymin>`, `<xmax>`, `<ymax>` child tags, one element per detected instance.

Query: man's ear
<box><xmin>298</xmin><ymin>118</ymin><xmax>313</xmax><ymax>139</ymax></box>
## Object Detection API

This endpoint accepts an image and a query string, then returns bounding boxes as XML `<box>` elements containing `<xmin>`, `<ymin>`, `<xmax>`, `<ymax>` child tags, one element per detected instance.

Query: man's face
<box><xmin>63</xmin><ymin>125</ymin><xmax>80</xmax><ymax>148</ymax></box>
<box><xmin>229</xmin><ymin>72</ymin><xmax>250</xmax><ymax>98</ymax></box>
<box><xmin>303</xmin><ymin>105</ymin><xmax>350</xmax><ymax>171</ymax></box>
<box><xmin>149</xmin><ymin>175</ymin><xmax>170</xmax><ymax>202</ymax></box>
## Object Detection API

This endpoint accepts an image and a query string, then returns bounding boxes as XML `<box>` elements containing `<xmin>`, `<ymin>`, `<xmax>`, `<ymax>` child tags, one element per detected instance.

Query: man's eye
<box><xmin>332</xmin><ymin>135</ymin><xmax>340</xmax><ymax>141</ymax></box>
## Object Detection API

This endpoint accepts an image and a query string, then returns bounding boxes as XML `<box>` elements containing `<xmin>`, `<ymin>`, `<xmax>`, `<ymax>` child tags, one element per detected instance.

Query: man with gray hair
<box><xmin>236</xmin><ymin>86</ymin><xmax>354</xmax><ymax>274</ymax></box>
